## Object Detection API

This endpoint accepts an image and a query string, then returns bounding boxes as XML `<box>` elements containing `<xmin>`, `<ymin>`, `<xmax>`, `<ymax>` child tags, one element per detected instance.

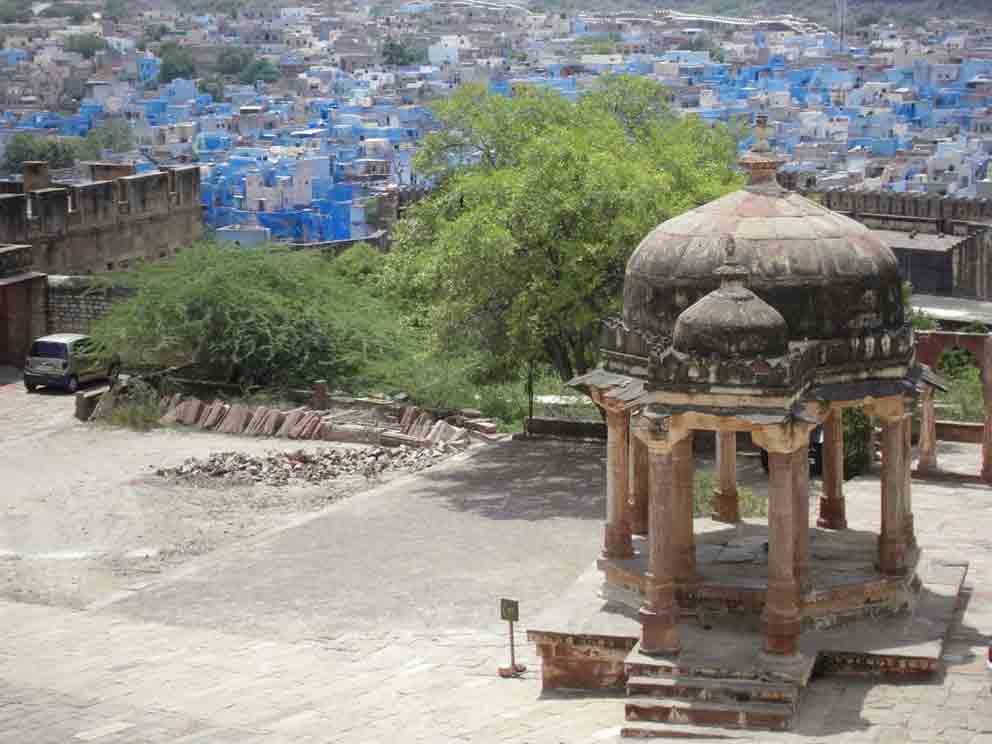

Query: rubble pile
<box><xmin>157</xmin><ymin>445</ymin><xmax>454</xmax><ymax>486</ymax></box>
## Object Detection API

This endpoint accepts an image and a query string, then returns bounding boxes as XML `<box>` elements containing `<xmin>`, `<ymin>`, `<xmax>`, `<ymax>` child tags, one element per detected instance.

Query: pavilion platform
<box><xmin>528</xmin><ymin>520</ymin><xmax>967</xmax><ymax>734</ymax></box>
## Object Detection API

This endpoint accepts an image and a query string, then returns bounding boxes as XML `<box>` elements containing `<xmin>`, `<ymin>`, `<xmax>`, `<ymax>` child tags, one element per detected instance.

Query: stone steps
<box><xmin>625</xmin><ymin>696</ymin><xmax>794</xmax><ymax>731</ymax></box>
<box><xmin>621</xmin><ymin>643</ymin><xmax>802</xmax><ymax>737</ymax></box>
<box><xmin>626</xmin><ymin>674</ymin><xmax>800</xmax><ymax>705</ymax></box>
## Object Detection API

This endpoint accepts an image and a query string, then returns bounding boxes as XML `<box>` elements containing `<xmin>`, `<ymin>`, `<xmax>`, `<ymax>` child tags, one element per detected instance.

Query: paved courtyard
<box><xmin>0</xmin><ymin>371</ymin><xmax>990</xmax><ymax>742</ymax></box>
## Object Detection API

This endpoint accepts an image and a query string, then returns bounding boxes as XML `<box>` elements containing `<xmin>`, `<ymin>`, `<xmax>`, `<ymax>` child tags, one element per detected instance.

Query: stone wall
<box><xmin>46</xmin><ymin>275</ymin><xmax>133</xmax><ymax>334</ymax></box>
<box><xmin>0</xmin><ymin>166</ymin><xmax>203</xmax><ymax>275</ymax></box>
<box><xmin>806</xmin><ymin>189</ymin><xmax>992</xmax><ymax>300</ymax></box>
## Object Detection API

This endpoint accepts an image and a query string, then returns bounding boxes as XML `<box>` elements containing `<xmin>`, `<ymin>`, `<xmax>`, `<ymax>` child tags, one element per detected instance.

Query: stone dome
<box><xmin>673</xmin><ymin>276</ymin><xmax>789</xmax><ymax>359</ymax></box>
<box><xmin>623</xmin><ymin>183</ymin><xmax>904</xmax><ymax>343</ymax></box>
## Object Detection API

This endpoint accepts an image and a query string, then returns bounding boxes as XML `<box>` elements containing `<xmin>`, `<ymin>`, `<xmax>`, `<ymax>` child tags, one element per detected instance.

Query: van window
<box><xmin>30</xmin><ymin>341</ymin><xmax>68</xmax><ymax>359</ymax></box>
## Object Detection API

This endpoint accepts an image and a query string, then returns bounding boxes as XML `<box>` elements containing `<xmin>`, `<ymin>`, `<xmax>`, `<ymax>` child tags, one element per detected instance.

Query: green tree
<box><xmin>65</xmin><ymin>33</ymin><xmax>109</xmax><ymax>59</ymax></box>
<box><xmin>2</xmin><ymin>133</ymin><xmax>79</xmax><ymax>173</ymax></box>
<box><xmin>103</xmin><ymin>0</ymin><xmax>126</xmax><ymax>20</ymax></box>
<box><xmin>239</xmin><ymin>58</ymin><xmax>279</xmax><ymax>85</ymax></box>
<box><xmin>385</xmin><ymin>76</ymin><xmax>742</xmax><ymax>381</ymax></box>
<box><xmin>75</xmin><ymin>120</ymin><xmax>133</xmax><ymax>161</ymax></box>
<box><xmin>216</xmin><ymin>45</ymin><xmax>254</xmax><ymax>76</ymax></box>
<box><xmin>198</xmin><ymin>75</ymin><xmax>225</xmax><ymax>101</ymax></box>
<box><xmin>159</xmin><ymin>42</ymin><xmax>196</xmax><ymax>83</ymax></box>
<box><xmin>382</xmin><ymin>38</ymin><xmax>427</xmax><ymax>67</ymax></box>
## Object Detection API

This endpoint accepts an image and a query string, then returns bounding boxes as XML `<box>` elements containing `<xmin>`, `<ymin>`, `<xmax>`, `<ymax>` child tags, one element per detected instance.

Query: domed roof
<box><xmin>673</xmin><ymin>266</ymin><xmax>788</xmax><ymax>359</ymax></box>
<box><xmin>623</xmin><ymin>136</ymin><xmax>904</xmax><ymax>343</ymax></box>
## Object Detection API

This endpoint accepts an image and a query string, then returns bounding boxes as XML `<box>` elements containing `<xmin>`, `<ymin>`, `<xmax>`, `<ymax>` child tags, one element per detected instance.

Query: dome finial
<box><xmin>739</xmin><ymin>113</ymin><xmax>785</xmax><ymax>187</ymax></box>
<box><xmin>714</xmin><ymin>235</ymin><xmax>748</xmax><ymax>288</ymax></box>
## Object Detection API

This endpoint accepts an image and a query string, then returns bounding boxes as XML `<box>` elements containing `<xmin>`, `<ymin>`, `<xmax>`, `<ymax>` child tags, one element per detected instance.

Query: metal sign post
<box><xmin>498</xmin><ymin>598</ymin><xmax>526</xmax><ymax>678</ymax></box>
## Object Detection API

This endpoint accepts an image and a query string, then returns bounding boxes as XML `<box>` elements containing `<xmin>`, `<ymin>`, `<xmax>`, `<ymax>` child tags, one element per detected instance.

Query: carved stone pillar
<box><xmin>671</xmin><ymin>435</ymin><xmax>696</xmax><ymax>586</ymax></box>
<box><xmin>916</xmin><ymin>386</ymin><xmax>938</xmax><ymax>475</ymax></box>
<box><xmin>603</xmin><ymin>404</ymin><xmax>634</xmax><ymax>560</ymax></box>
<box><xmin>792</xmin><ymin>443</ymin><xmax>810</xmax><ymax>593</ymax></box>
<box><xmin>630</xmin><ymin>434</ymin><xmax>650</xmax><ymax>536</ymax></box>
<box><xmin>637</xmin><ymin>419</ymin><xmax>692</xmax><ymax>656</ymax></box>
<box><xmin>818</xmin><ymin>408</ymin><xmax>847</xmax><ymax>530</ymax></box>
<box><xmin>878</xmin><ymin>405</ymin><xmax>910</xmax><ymax>576</ymax></box>
<box><xmin>903</xmin><ymin>412</ymin><xmax>916</xmax><ymax>551</ymax></box>
<box><xmin>713</xmin><ymin>431</ymin><xmax>740</xmax><ymax>523</ymax></box>
<box><xmin>753</xmin><ymin>425</ymin><xmax>810</xmax><ymax>661</ymax></box>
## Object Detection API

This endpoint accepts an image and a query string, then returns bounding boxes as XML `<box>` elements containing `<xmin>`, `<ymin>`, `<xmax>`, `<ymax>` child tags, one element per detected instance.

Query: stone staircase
<box><xmin>620</xmin><ymin>644</ymin><xmax>803</xmax><ymax>738</ymax></box>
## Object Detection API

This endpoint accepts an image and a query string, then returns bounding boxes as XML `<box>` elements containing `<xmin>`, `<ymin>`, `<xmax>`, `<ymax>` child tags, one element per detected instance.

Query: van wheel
<box><xmin>66</xmin><ymin>376</ymin><xmax>79</xmax><ymax>394</ymax></box>
<box><xmin>24</xmin><ymin>382</ymin><xmax>36</xmax><ymax>393</ymax></box>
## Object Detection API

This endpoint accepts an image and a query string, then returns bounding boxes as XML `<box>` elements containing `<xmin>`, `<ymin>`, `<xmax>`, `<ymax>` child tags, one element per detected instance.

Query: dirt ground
<box><xmin>0</xmin><ymin>367</ymin><xmax>456</xmax><ymax>609</ymax></box>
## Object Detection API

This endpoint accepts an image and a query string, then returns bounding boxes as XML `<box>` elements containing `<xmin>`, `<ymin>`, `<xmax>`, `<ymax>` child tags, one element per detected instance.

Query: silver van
<box><xmin>23</xmin><ymin>334</ymin><xmax>119</xmax><ymax>393</ymax></box>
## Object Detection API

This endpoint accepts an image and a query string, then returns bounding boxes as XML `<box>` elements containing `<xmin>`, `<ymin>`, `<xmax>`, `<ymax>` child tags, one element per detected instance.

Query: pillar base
<box><xmin>757</xmin><ymin>650</ymin><xmax>809</xmax><ymax>683</ymax></box>
<box><xmin>816</xmin><ymin>497</ymin><xmax>847</xmax><ymax>530</ymax></box>
<box><xmin>603</xmin><ymin>523</ymin><xmax>635</xmax><ymax>560</ymax></box>
<box><xmin>712</xmin><ymin>489</ymin><xmax>740</xmax><ymax>524</ymax></box>
<box><xmin>878</xmin><ymin>535</ymin><xmax>908</xmax><ymax>576</ymax></box>
<box><xmin>638</xmin><ymin>606</ymin><xmax>680</xmax><ymax>656</ymax></box>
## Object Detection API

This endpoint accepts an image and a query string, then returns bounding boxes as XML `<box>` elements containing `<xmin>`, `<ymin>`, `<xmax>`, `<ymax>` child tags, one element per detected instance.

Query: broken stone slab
<box><xmin>198</xmin><ymin>400</ymin><xmax>229</xmax><ymax>430</ymax></box>
<box><xmin>217</xmin><ymin>404</ymin><xmax>254</xmax><ymax>435</ymax></box>
<box><xmin>276</xmin><ymin>408</ymin><xmax>307</xmax><ymax>438</ymax></box>
<box><xmin>399</xmin><ymin>406</ymin><xmax>422</xmax><ymax>432</ymax></box>
<box><xmin>300</xmin><ymin>413</ymin><xmax>324</xmax><ymax>440</ymax></box>
<box><xmin>244</xmin><ymin>406</ymin><xmax>271</xmax><ymax>436</ymax></box>
<box><xmin>408</xmin><ymin>412</ymin><xmax>435</xmax><ymax>440</ymax></box>
<box><xmin>75</xmin><ymin>387</ymin><xmax>109</xmax><ymax>422</ymax></box>
<box><xmin>289</xmin><ymin>411</ymin><xmax>322</xmax><ymax>440</ymax></box>
<box><xmin>380</xmin><ymin>430</ymin><xmax>431</xmax><ymax>448</ymax></box>
<box><xmin>259</xmin><ymin>409</ymin><xmax>285</xmax><ymax>437</ymax></box>
<box><xmin>159</xmin><ymin>392</ymin><xmax>181</xmax><ymax>416</ymax></box>
<box><xmin>465</xmin><ymin>419</ymin><xmax>499</xmax><ymax>435</ymax></box>
<box><xmin>177</xmin><ymin>398</ymin><xmax>205</xmax><ymax>426</ymax></box>
<box><xmin>321</xmin><ymin>423</ymin><xmax>379</xmax><ymax>445</ymax></box>
<box><xmin>159</xmin><ymin>395</ymin><xmax>184</xmax><ymax>425</ymax></box>
<box><xmin>427</xmin><ymin>420</ymin><xmax>469</xmax><ymax>446</ymax></box>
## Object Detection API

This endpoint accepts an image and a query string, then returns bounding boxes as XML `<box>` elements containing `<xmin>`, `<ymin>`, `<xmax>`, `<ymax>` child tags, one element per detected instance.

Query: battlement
<box><xmin>0</xmin><ymin>166</ymin><xmax>203</xmax><ymax>274</ymax></box>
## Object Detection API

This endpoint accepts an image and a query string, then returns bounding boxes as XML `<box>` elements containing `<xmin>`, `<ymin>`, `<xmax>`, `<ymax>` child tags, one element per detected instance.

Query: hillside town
<box><xmin>2</xmin><ymin>1</ymin><xmax>992</xmax><ymax>743</ymax></box>
<box><xmin>1</xmin><ymin>3</ymin><xmax>992</xmax><ymax>246</ymax></box>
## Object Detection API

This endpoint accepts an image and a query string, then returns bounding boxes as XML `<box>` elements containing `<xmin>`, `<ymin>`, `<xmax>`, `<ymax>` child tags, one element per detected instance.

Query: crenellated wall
<box><xmin>0</xmin><ymin>166</ymin><xmax>203</xmax><ymax>274</ymax></box>
<box><xmin>802</xmin><ymin>188</ymin><xmax>992</xmax><ymax>301</ymax></box>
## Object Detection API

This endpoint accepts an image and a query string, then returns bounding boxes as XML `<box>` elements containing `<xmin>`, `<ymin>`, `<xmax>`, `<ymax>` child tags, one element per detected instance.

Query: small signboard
<box><xmin>500</xmin><ymin>598</ymin><xmax>519</xmax><ymax>623</ymax></box>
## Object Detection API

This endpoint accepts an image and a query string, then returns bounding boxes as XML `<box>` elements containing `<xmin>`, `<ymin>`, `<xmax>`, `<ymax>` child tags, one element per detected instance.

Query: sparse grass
<box><xmin>105</xmin><ymin>398</ymin><xmax>161</xmax><ymax>431</ymax></box>
<box><xmin>693</xmin><ymin>471</ymin><xmax>767</xmax><ymax>519</ymax></box>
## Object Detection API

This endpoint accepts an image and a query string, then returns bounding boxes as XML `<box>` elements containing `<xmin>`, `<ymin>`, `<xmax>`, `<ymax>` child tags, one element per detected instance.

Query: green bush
<box><xmin>693</xmin><ymin>471</ymin><xmax>767</xmax><ymax>519</ymax></box>
<box><xmin>843</xmin><ymin>408</ymin><xmax>872</xmax><ymax>479</ymax></box>
<box><xmin>90</xmin><ymin>242</ymin><xmax>412</xmax><ymax>391</ymax></box>
<box><xmin>92</xmin><ymin>379</ymin><xmax>161</xmax><ymax>431</ymax></box>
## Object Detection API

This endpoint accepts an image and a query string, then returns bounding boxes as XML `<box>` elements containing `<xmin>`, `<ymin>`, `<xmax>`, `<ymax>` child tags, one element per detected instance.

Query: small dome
<box><xmin>673</xmin><ymin>280</ymin><xmax>788</xmax><ymax>358</ymax></box>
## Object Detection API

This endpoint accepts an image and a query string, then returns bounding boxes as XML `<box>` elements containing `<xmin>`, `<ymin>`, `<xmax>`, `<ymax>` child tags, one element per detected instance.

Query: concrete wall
<box><xmin>46</xmin><ymin>275</ymin><xmax>133</xmax><ymax>334</ymax></box>
<box><xmin>0</xmin><ymin>166</ymin><xmax>203</xmax><ymax>275</ymax></box>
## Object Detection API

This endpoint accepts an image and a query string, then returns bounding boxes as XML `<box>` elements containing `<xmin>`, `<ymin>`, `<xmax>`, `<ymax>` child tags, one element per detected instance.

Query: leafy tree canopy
<box><xmin>216</xmin><ymin>45</ymin><xmax>254</xmax><ymax>76</ymax></box>
<box><xmin>198</xmin><ymin>74</ymin><xmax>225</xmax><ymax>101</ymax></box>
<box><xmin>2</xmin><ymin>133</ymin><xmax>79</xmax><ymax>173</ymax></box>
<box><xmin>65</xmin><ymin>33</ymin><xmax>109</xmax><ymax>59</ymax></box>
<box><xmin>239</xmin><ymin>57</ymin><xmax>279</xmax><ymax>85</ymax></box>
<box><xmin>75</xmin><ymin>120</ymin><xmax>134</xmax><ymax>161</ymax></box>
<box><xmin>159</xmin><ymin>42</ymin><xmax>196</xmax><ymax>83</ymax></box>
<box><xmin>384</xmin><ymin>76</ymin><xmax>743</xmax><ymax>381</ymax></box>
<box><xmin>382</xmin><ymin>38</ymin><xmax>427</xmax><ymax>67</ymax></box>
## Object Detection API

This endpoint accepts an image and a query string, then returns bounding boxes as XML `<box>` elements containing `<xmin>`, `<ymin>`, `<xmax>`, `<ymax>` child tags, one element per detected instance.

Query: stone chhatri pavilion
<box><xmin>528</xmin><ymin>116</ymin><xmax>967</xmax><ymax>735</ymax></box>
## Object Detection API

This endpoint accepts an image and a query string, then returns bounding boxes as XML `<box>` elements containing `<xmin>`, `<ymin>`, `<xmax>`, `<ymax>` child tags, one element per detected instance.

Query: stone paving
<box><xmin>0</xmin><ymin>428</ymin><xmax>990</xmax><ymax>742</ymax></box>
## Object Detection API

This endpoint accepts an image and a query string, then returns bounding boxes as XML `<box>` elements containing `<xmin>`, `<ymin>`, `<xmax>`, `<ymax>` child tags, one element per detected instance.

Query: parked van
<box><xmin>23</xmin><ymin>334</ymin><xmax>119</xmax><ymax>393</ymax></box>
